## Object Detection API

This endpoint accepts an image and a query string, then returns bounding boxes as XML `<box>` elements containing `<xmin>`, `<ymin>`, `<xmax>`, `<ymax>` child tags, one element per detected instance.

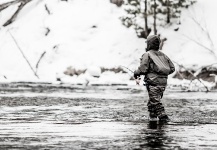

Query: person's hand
<box><xmin>135</xmin><ymin>78</ymin><xmax>141</xmax><ymax>85</ymax></box>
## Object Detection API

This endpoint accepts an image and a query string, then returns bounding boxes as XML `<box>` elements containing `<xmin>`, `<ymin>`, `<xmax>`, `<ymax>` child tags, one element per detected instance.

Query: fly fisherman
<box><xmin>134</xmin><ymin>35</ymin><xmax>175</xmax><ymax>122</ymax></box>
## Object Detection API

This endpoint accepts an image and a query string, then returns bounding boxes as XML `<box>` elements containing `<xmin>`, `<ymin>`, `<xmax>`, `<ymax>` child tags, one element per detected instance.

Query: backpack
<box><xmin>147</xmin><ymin>50</ymin><xmax>171</xmax><ymax>75</ymax></box>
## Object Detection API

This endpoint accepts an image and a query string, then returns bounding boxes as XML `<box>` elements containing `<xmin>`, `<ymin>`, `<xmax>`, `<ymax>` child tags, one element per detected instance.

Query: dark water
<box><xmin>0</xmin><ymin>85</ymin><xmax>217</xmax><ymax>149</ymax></box>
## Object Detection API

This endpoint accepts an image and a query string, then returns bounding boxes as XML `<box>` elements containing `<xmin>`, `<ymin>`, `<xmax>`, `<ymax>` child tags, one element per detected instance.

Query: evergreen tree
<box><xmin>121</xmin><ymin>0</ymin><xmax>197</xmax><ymax>38</ymax></box>
<box><xmin>158</xmin><ymin>0</ymin><xmax>197</xmax><ymax>24</ymax></box>
<box><xmin>120</xmin><ymin>0</ymin><xmax>145</xmax><ymax>37</ymax></box>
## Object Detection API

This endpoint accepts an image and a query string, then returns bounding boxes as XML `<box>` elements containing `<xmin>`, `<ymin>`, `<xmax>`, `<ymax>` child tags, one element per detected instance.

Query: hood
<box><xmin>146</xmin><ymin>35</ymin><xmax>161</xmax><ymax>51</ymax></box>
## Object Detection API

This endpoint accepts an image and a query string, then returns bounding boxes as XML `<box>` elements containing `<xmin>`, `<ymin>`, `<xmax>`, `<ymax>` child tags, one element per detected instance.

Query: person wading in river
<box><xmin>134</xmin><ymin>35</ymin><xmax>175</xmax><ymax>122</ymax></box>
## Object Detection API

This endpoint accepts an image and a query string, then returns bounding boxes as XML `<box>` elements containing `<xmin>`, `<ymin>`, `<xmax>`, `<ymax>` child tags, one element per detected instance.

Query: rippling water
<box><xmin>0</xmin><ymin>85</ymin><xmax>217</xmax><ymax>149</ymax></box>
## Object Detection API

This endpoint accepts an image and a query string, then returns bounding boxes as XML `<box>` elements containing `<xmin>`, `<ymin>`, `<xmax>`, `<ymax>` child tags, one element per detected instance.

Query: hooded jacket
<box><xmin>134</xmin><ymin>35</ymin><xmax>175</xmax><ymax>86</ymax></box>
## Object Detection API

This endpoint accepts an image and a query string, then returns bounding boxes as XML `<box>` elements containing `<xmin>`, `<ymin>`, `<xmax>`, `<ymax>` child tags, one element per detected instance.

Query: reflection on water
<box><xmin>135</xmin><ymin>121</ymin><xmax>181</xmax><ymax>150</ymax></box>
<box><xmin>0</xmin><ymin>88</ymin><xmax>217</xmax><ymax>149</ymax></box>
<box><xmin>146</xmin><ymin>121</ymin><xmax>165</xmax><ymax>148</ymax></box>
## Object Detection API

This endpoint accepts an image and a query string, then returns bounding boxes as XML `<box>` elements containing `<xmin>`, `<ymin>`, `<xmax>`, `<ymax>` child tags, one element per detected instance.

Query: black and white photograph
<box><xmin>0</xmin><ymin>0</ymin><xmax>217</xmax><ymax>149</ymax></box>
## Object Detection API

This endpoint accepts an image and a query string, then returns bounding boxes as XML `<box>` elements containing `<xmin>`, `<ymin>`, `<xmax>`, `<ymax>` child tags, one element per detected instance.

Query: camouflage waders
<box><xmin>146</xmin><ymin>85</ymin><xmax>167</xmax><ymax>118</ymax></box>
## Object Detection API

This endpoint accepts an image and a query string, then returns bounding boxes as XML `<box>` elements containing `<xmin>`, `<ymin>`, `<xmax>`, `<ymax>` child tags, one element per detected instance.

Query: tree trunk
<box><xmin>166</xmin><ymin>0</ymin><xmax>170</xmax><ymax>24</ymax></box>
<box><xmin>144</xmin><ymin>0</ymin><xmax>149</xmax><ymax>38</ymax></box>
<box><xmin>153</xmin><ymin>0</ymin><xmax>157</xmax><ymax>35</ymax></box>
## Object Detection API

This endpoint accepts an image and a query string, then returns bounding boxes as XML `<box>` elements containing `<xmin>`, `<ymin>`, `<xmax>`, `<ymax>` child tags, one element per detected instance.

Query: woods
<box><xmin>121</xmin><ymin>0</ymin><xmax>196</xmax><ymax>38</ymax></box>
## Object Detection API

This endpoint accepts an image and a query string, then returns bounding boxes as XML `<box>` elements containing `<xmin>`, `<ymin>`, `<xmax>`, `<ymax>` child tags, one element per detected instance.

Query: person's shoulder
<box><xmin>141</xmin><ymin>52</ymin><xmax>149</xmax><ymax>57</ymax></box>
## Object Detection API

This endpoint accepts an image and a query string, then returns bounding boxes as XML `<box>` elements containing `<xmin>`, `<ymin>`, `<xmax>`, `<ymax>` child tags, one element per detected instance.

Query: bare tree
<box><xmin>153</xmin><ymin>0</ymin><xmax>157</xmax><ymax>35</ymax></box>
<box><xmin>173</xmin><ymin>61</ymin><xmax>210</xmax><ymax>92</ymax></box>
<box><xmin>3</xmin><ymin>0</ymin><xmax>32</xmax><ymax>27</ymax></box>
<box><xmin>182</xmin><ymin>9</ymin><xmax>217</xmax><ymax>59</ymax></box>
<box><xmin>144</xmin><ymin>0</ymin><xmax>149</xmax><ymax>38</ymax></box>
<box><xmin>166</xmin><ymin>0</ymin><xmax>171</xmax><ymax>24</ymax></box>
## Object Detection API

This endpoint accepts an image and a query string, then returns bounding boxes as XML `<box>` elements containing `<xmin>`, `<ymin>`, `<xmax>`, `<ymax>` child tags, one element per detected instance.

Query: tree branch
<box><xmin>182</xmin><ymin>34</ymin><xmax>216</xmax><ymax>57</ymax></box>
<box><xmin>3</xmin><ymin>0</ymin><xmax>32</xmax><ymax>27</ymax></box>
<box><xmin>190</xmin><ymin>16</ymin><xmax>216</xmax><ymax>51</ymax></box>
<box><xmin>8</xmin><ymin>30</ymin><xmax>39</xmax><ymax>79</ymax></box>
<box><xmin>44</xmin><ymin>4</ymin><xmax>51</xmax><ymax>15</ymax></box>
<box><xmin>173</xmin><ymin>61</ymin><xmax>209</xmax><ymax>92</ymax></box>
<box><xmin>36</xmin><ymin>51</ymin><xmax>46</xmax><ymax>74</ymax></box>
<box><xmin>0</xmin><ymin>0</ymin><xmax>18</xmax><ymax>12</ymax></box>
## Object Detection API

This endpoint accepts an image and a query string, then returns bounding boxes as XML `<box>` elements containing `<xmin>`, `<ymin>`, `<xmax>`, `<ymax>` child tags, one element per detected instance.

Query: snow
<box><xmin>0</xmin><ymin>0</ymin><xmax>216</xmax><ymax>89</ymax></box>
<box><xmin>0</xmin><ymin>0</ymin><xmax>145</xmax><ymax>82</ymax></box>
<box><xmin>86</xmin><ymin>66</ymin><xmax>101</xmax><ymax>77</ymax></box>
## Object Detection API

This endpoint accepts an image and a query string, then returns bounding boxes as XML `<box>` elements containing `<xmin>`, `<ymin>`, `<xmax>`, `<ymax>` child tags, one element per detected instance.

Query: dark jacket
<box><xmin>134</xmin><ymin>35</ymin><xmax>175</xmax><ymax>86</ymax></box>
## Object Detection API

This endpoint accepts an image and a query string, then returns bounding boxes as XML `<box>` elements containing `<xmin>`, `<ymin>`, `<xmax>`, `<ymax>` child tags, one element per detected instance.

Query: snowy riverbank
<box><xmin>0</xmin><ymin>0</ymin><xmax>217</xmax><ymax>89</ymax></box>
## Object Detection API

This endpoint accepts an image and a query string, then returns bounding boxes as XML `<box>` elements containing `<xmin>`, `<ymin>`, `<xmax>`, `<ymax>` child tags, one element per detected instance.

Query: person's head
<box><xmin>146</xmin><ymin>35</ymin><xmax>161</xmax><ymax>51</ymax></box>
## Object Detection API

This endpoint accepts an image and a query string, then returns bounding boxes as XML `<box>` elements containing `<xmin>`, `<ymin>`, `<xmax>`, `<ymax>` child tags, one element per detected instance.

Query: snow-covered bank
<box><xmin>0</xmin><ymin>0</ymin><xmax>217</xmax><ymax>89</ymax></box>
<box><xmin>0</xmin><ymin>0</ymin><xmax>144</xmax><ymax>81</ymax></box>
<box><xmin>0</xmin><ymin>70</ymin><xmax>215</xmax><ymax>92</ymax></box>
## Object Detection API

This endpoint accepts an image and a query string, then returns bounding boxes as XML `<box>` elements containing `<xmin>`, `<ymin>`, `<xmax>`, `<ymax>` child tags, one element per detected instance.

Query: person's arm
<box><xmin>168</xmin><ymin>58</ymin><xmax>175</xmax><ymax>74</ymax></box>
<box><xmin>164</xmin><ymin>54</ymin><xmax>175</xmax><ymax>75</ymax></box>
<box><xmin>134</xmin><ymin>53</ymin><xmax>150</xmax><ymax>79</ymax></box>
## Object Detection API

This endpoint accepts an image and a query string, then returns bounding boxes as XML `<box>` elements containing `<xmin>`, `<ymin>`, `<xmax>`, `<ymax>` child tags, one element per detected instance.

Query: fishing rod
<box><xmin>120</xmin><ymin>65</ymin><xmax>134</xmax><ymax>74</ymax></box>
<box><xmin>120</xmin><ymin>65</ymin><xmax>142</xmax><ymax>85</ymax></box>
<box><xmin>120</xmin><ymin>65</ymin><xmax>141</xmax><ymax>79</ymax></box>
